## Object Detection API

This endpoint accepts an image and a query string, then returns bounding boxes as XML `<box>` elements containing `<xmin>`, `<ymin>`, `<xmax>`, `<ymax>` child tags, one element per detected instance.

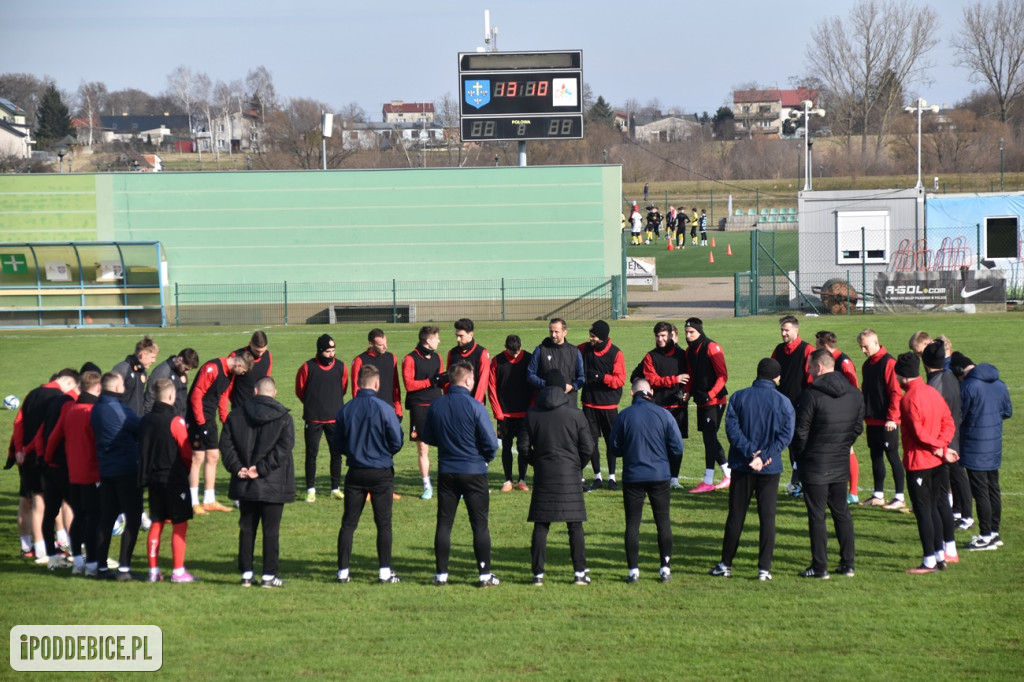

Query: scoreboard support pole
<box><xmin>519</xmin><ymin>141</ymin><xmax>526</xmax><ymax>167</ymax></box>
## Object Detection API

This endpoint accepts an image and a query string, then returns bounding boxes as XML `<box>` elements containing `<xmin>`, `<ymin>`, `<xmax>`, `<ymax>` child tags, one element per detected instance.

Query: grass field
<box><xmin>1</xmin><ymin>316</ymin><xmax>1020</xmax><ymax>680</ymax></box>
<box><xmin>624</xmin><ymin>230</ymin><xmax>799</xmax><ymax>278</ymax></box>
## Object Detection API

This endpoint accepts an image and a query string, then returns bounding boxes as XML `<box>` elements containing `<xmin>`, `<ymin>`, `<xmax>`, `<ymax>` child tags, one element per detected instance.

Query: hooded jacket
<box><xmin>421</xmin><ymin>385</ymin><xmax>497</xmax><ymax>475</ymax></box>
<box><xmin>112</xmin><ymin>354</ymin><xmax>148</xmax><ymax>418</ymax></box>
<box><xmin>725</xmin><ymin>378</ymin><xmax>794</xmax><ymax>476</ymax></box>
<box><xmin>959</xmin><ymin>363</ymin><xmax>1012</xmax><ymax>471</ymax></box>
<box><xmin>522</xmin><ymin>385</ymin><xmax>594</xmax><ymax>523</ymax></box>
<box><xmin>219</xmin><ymin>395</ymin><xmax>295</xmax><ymax>504</ymax></box>
<box><xmin>91</xmin><ymin>391</ymin><xmax>141</xmax><ymax>479</ymax></box>
<box><xmin>609</xmin><ymin>392</ymin><xmax>683</xmax><ymax>484</ymax></box>
<box><xmin>334</xmin><ymin>388</ymin><xmax>403</xmax><ymax>470</ymax></box>
<box><xmin>792</xmin><ymin>372</ymin><xmax>864</xmax><ymax>485</ymax></box>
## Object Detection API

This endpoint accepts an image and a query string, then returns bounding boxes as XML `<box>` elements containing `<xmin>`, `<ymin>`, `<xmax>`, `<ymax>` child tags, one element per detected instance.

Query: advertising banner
<box><xmin>873</xmin><ymin>270</ymin><xmax>1006</xmax><ymax>314</ymax></box>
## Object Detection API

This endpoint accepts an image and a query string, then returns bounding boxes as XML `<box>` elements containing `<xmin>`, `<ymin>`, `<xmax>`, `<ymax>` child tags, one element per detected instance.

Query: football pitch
<box><xmin>0</xmin><ymin>314</ymin><xmax>1020</xmax><ymax>680</ymax></box>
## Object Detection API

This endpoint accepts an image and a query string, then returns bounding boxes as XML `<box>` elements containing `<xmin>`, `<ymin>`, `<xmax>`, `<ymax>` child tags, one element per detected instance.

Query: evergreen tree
<box><xmin>586</xmin><ymin>95</ymin><xmax>614</xmax><ymax>124</ymax></box>
<box><xmin>35</xmin><ymin>82</ymin><xmax>72</xmax><ymax>149</ymax></box>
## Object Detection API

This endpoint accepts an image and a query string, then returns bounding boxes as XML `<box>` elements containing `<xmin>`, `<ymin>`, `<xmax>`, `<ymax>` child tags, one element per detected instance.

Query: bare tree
<box><xmin>213</xmin><ymin>81</ymin><xmax>234</xmax><ymax>153</ymax></box>
<box><xmin>953</xmin><ymin>0</ymin><xmax>1024</xmax><ymax>124</ymax></box>
<box><xmin>166</xmin><ymin>65</ymin><xmax>198</xmax><ymax>133</ymax></box>
<box><xmin>338</xmin><ymin>101</ymin><xmax>367</xmax><ymax>124</ymax></box>
<box><xmin>258</xmin><ymin>97</ymin><xmax>353</xmax><ymax>170</ymax></box>
<box><xmin>193</xmin><ymin>72</ymin><xmax>215</xmax><ymax>157</ymax></box>
<box><xmin>0</xmin><ymin>73</ymin><xmax>47</xmax><ymax>127</ymax></box>
<box><xmin>806</xmin><ymin>0</ymin><xmax>938</xmax><ymax>162</ymax></box>
<box><xmin>245</xmin><ymin>66</ymin><xmax>276</xmax><ymax>121</ymax></box>
<box><xmin>75</xmin><ymin>81</ymin><xmax>107</xmax><ymax>146</ymax></box>
<box><xmin>433</xmin><ymin>92</ymin><xmax>463</xmax><ymax>167</ymax></box>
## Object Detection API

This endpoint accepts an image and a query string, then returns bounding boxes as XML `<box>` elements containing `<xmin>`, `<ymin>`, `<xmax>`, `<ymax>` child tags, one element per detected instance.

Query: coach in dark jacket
<box><xmin>792</xmin><ymin>349</ymin><xmax>864</xmax><ymax>579</ymax></box>
<box><xmin>333</xmin><ymin>364</ymin><xmax>404</xmax><ymax>583</ymax></box>
<box><xmin>609</xmin><ymin>378</ymin><xmax>683</xmax><ymax>583</ymax></box>
<box><xmin>521</xmin><ymin>369</ymin><xmax>596</xmax><ymax>585</ymax></box>
<box><xmin>92</xmin><ymin>372</ymin><xmax>144</xmax><ymax>579</ymax></box>
<box><xmin>951</xmin><ymin>352</ymin><xmax>1013</xmax><ymax>548</ymax></box>
<box><xmin>220</xmin><ymin>376</ymin><xmax>295</xmax><ymax>588</ymax></box>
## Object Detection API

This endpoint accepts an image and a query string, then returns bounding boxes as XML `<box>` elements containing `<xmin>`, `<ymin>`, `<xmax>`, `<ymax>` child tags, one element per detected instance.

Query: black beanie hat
<box><xmin>756</xmin><ymin>358</ymin><xmax>782</xmax><ymax>381</ymax></box>
<box><xmin>949</xmin><ymin>351</ymin><xmax>974</xmax><ymax>378</ymax></box>
<box><xmin>545</xmin><ymin>369</ymin><xmax>566</xmax><ymax>388</ymax></box>
<box><xmin>317</xmin><ymin>334</ymin><xmax>335</xmax><ymax>353</ymax></box>
<box><xmin>590</xmin><ymin>320</ymin><xmax>610</xmax><ymax>341</ymax></box>
<box><xmin>684</xmin><ymin>317</ymin><xmax>704</xmax><ymax>336</ymax></box>
<box><xmin>894</xmin><ymin>352</ymin><xmax>920</xmax><ymax>379</ymax></box>
<box><xmin>79</xmin><ymin>361</ymin><xmax>102</xmax><ymax>375</ymax></box>
<box><xmin>921</xmin><ymin>341</ymin><xmax>946</xmax><ymax>370</ymax></box>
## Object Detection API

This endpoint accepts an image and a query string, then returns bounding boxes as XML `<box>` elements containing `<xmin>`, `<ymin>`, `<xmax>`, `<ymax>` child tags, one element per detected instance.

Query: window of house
<box><xmin>836</xmin><ymin>210</ymin><xmax>889</xmax><ymax>264</ymax></box>
<box><xmin>250</xmin><ymin>130</ymin><xmax>259</xmax><ymax>141</ymax></box>
<box><xmin>985</xmin><ymin>216</ymin><xmax>1019</xmax><ymax>258</ymax></box>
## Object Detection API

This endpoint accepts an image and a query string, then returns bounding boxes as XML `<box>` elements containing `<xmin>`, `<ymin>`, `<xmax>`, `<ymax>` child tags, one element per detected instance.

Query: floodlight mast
<box><xmin>903</xmin><ymin>98</ymin><xmax>940</xmax><ymax>189</ymax></box>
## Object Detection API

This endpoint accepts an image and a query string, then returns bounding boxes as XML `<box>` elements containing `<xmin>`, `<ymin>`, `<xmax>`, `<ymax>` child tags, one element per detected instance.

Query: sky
<box><xmin>3</xmin><ymin>0</ymin><xmax>977</xmax><ymax>118</ymax></box>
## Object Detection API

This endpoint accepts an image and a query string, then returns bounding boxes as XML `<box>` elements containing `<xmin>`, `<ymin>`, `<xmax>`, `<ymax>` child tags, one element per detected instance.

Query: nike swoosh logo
<box><xmin>961</xmin><ymin>286</ymin><xmax>993</xmax><ymax>299</ymax></box>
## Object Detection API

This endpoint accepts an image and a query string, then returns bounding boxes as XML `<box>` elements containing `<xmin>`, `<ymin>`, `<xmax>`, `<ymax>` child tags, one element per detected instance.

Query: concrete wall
<box><xmin>1</xmin><ymin>166</ymin><xmax>622</xmax><ymax>290</ymax></box>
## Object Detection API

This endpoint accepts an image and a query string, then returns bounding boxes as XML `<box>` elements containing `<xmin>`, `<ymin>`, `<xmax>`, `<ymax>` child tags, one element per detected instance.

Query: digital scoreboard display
<box><xmin>459</xmin><ymin>50</ymin><xmax>583</xmax><ymax>141</ymax></box>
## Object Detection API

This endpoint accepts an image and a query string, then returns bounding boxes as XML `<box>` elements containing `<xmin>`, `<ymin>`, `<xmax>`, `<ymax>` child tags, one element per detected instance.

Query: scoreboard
<box><xmin>459</xmin><ymin>50</ymin><xmax>583</xmax><ymax>142</ymax></box>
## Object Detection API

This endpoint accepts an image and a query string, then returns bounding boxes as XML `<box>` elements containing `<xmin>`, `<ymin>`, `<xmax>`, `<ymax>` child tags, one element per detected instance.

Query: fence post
<box><xmin>750</xmin><ymin>230</ymin><xmax>759</xmax><ymax>316</ymax></box>
<box><xmin>392</xmin><ymin>279</ymin><xmax>398</xmax><ymax>323</ymax></box>
<box><xmin>710</xmin><ymin>189</ymin><xmax>714</xmax><ymax>229</ymax></box>
<box><xmin>621</xmin><ymin>229</ymin><xmax>628</xmax><ymax>314</ymax></box>
<box><xmin>501</xmin><ymin>278</ymin><xmax>506</xmax><ymax>321</ymax></box>
<box><xmin>174</xmin><ymin>282</ymin><xmax>179</xmax><ymax>327</ymax></box>
<box><xmin>976</xmin><ymin>223</ymin><xmax>981</xmax><ymax>270</ymax></box>
<box><xmin>611</xmin><ymin>275</ymin><xmax>621</xmax><ymax>320</ymax></box>
<box><xmin>283</xmin><ymin>281</ymin><xmax>289</xmax><ymax>326</ymax></box>
<box><xmin>755</xmin><ymin>188</ymin><xmax>760</xmax><ymax>216</ymax></box>
<box><xmin>861</xmin><ymin>228</ymin><xmax>868</xmax><ymax>313</ymax></box>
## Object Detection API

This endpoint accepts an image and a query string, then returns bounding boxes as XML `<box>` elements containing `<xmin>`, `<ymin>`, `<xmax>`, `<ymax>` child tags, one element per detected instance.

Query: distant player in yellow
<box><xmin>690</xmin><ymin>207</ymin><xmax>699</xmax><ymax>246</ymax></box>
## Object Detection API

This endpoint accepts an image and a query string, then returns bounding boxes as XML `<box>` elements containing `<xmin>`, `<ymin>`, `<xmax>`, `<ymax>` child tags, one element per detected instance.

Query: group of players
<box><xmin>627</xmin><ymin>201</ymin><xmax>709</xmax><ymax>246</ymax></box>
<box><xmin>5</xmin><ymin>313</ymin><xmax>1011</xmax><ymax>585</ymax></box>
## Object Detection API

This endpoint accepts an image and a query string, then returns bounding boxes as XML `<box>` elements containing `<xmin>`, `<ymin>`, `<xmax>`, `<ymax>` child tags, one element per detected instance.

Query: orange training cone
<box><xmin>708</xmin><ymin>251</ymin><xmax>715</xmax><ymax>264</ymax></box>
<box><xmin>726</xmin><ymin>244</ymin><xmax>733</xmax><ymax>256</ymax></box>
<box><xmin>667</xmin><ymin>239</ymin><xmax>674</xmax><ymax>251</ymax></box>
<box><xmin>711</xmin><ymin>237</ymin><xmax>716</xmax><ymax>247</ymax></box>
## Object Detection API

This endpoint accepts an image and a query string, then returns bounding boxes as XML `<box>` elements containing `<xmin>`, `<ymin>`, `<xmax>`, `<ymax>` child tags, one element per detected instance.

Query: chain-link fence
<box><xmin>173</xmin><ymin>277</ymin><xmax>624</xmax><ymax>327</ymax></box>
<box><xmin>736</xmin><ymin>222</ymin><xmax>1024</xmax><ymax>316</ymax></box>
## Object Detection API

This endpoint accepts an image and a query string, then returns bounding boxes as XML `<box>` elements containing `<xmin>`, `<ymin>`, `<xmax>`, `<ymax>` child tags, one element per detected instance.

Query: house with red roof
<box><xmin>732</xmin><ymin>88</ymin><xmax>819</xmax><ymax>137</ymax></box>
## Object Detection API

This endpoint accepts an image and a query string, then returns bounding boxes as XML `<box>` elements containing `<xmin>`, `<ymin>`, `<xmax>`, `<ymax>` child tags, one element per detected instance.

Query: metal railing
<box><xmin>173</xmin><ymin>277</ymin><xmax>624</xmax><ymax>327</ymax></box>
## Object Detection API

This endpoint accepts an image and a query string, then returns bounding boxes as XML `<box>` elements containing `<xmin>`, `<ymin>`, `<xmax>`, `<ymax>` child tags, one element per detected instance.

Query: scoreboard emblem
<box><xmin>465</xmin><ymin>80</ymin><xmax>491</xmax><ymax>109</ymax></box>
<box><xmin>552</xmin><ymin>78</ymin><xmax>578</xmax><ymax>107</ymax></box>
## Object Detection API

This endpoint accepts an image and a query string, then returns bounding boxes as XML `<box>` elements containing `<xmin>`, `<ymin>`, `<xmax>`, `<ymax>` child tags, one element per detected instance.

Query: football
<box><xmin>3</xmin><ymin>394</ymin><xmax>20</xmax><ymax>410</ymax></box>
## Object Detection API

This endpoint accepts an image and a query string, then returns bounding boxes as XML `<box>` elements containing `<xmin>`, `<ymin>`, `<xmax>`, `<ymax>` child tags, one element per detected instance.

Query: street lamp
<box><xmin>903</xmin><ymin>98</ymin><xmax>940</xmax><ymax>189</ymax></box>
<box><xmin>789</xmin><ymin>99</ymin><xmax>825</xmax><ymax>190</ymax></box>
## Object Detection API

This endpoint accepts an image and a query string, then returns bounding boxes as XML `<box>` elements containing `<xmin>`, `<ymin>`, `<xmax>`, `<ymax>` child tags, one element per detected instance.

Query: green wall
<box><xmin>1</xmin><ymin>166</ymin><xmax>621</xmax><ymax>287</ymax></box>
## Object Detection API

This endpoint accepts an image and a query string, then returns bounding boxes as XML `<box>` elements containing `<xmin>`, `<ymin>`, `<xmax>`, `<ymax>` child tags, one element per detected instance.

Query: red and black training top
<box><xmin>351</xmin><ymin>348</ymin><xmax>402</xmax><ymax>418</ymax></box>
<box><xmin>295</xmin><ymin>357</ymin><xmax>348</xmax><ymax>423</ymax></box>
<box><xmin>187</xmin><ymin>358</ymin><xmax>234</xmax><ymax>426</ymax></box>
